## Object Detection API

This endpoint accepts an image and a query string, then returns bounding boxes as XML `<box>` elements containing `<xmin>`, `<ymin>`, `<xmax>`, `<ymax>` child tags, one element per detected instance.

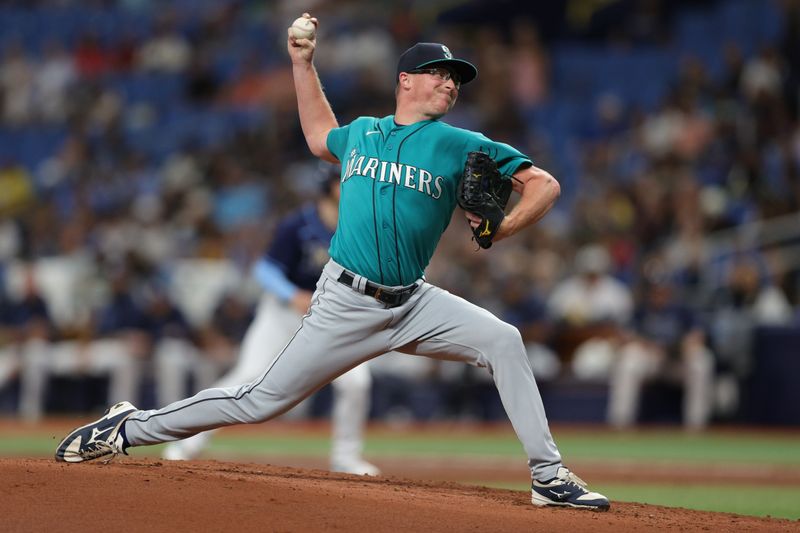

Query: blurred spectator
<box><xmin>0</xmin><ymin>290</ymin><xmax>17</xmax><ymax>400</ymax></box>
<box><xmin>110</xmin><ymin>32</ymin><xmax>138</xmax><ymax>72</ymax></box>
<box><xmin>137</xmin><ymin>12</ymin><xmax>191</xmax><ymax>73</ymax></box>
<box><xmin>223</xmin><ymin>53</ymin><xmax>273</xmax><ymax>109</ymax></box>
<box><xmin>607</xmin><ymin>277</ymin><xmax>715</xmax><ymax>430</ymax></box>
<box><xmin>0</xmin><ymin>41</ymin><xmax>35</xmax><ymax>125</ymax></box>
<box><xmin>472</xmin><ymin>27</ymin><xmax>526</xmax><ymax>143</ymax></box>
<box><xmin>661</xmin><ymin>187</ymin><xmax>708</xmax><ymax>303</ymax></box>
<box><xmin>707</xmin><ymin>254</ymin><xmax>793</xmax><ymax>378</ymax></box>
<box><xmin>130</xmin><ymin>194</ymin><xmax>182</xmax><ymax>266</ymax></box>
<box><xmin>19</xmin><ymin>263</ymin><xmax>143</xmax><ymax>420</ymax></box>
<box><xmin>160</xmin><ymin>145</ymin><xmax>204</xmax><ymax>194</ymax></box>
<box><xmin>34</xmin><ymin>40</ymin><xmax>77</xmax><ymax>123</ymax></box>
<box><xmin>74</xmin><ymin>32</ymin><xmax>112</xmax><ymax>79</ymax></box>
<box><xmin>547</xmin><ymin>244</ymin><xmax>633</xmax><ymax>380</ymax></box>
<box><xmin>0</xmin><ymin>161</ymin><xmax>36</xmax><ymax>216</ymax></box>
<box><xmin>185</xmin><ymin>52</ymin><xmax>221</xmax><ymax>104</ymax></box>
<box><xmin>198</xmin><ymin>291</ymin><xmax>254</xmax><ymax>369</ymax></box>
<box><xmin>740</xmin><ymin>47</ymin><xmax>784</xmax><ymax>104</ymax></box>
<box><xmin>23</xmin><ymin>221</ymin><xmax>96</xmax><ymax>334</ymax></box>
<box><xmin>0</xmin><ymin>217</ymin><xmax>22</xmax><ymax>261</ymax></box>
<box><xmin>0</xmin><ymin>264</ymin><xmax>52</xmax><ymax>419</ymax></box>
<box><xmin>640</xmin><ymin>89</ymin><xmax>714</xmax><ymax>162</ymax></box>
<box><xmin>210</xmin><ymin>157</ymin><xmax>269</xmax><ymax>232</ymax></box>
<box><xmin>509</xmin><ymin>19</ymin><xmax>550</xmax><ymax>110</ymax></box>
<box><xmin>705</xmin><ymin>253</ymin><xmax>793</xmax><ymax>418</ymax></box>
<box><xmin>143</xmin><ymin>283</ymin><xmax>214</xmax><ymax>407</ymax></box>
<box><xmin>501</xmin><ymin>272</ymin><xmax>560</xmax><ymax>381</ymax></box>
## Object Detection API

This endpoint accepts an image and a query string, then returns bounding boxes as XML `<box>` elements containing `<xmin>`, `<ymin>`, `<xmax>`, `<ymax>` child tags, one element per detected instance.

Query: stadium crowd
<box><xmin>1</xmin><ymin>0</ymin><xmax>799</xmax><ymax>427</ymax></box>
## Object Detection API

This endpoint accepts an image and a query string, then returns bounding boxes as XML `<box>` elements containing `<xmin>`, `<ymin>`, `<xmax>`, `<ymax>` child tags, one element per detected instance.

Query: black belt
<box><xmin>337</xmin><ymin>271</ymin><xmax>418</xmax><ymax>307</ymax></box>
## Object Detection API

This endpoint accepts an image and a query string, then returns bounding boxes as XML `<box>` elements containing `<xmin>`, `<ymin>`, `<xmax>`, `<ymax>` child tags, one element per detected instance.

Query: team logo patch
<box><xmin>441</xmin><ymin>45</ymin><xmax>452</xmax><ymax>59</ymax></box>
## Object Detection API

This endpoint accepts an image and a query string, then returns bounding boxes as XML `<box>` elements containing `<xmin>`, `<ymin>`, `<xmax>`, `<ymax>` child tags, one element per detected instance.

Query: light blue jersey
<box><xmin>327</xmin><ymin>115</ymin><xmax>531</xmax><ymax>286</ymax></box>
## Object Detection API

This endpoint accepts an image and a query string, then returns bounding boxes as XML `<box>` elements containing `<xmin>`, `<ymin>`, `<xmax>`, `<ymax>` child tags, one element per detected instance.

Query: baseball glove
<box><xmin>457</xmin><ymin>151</ymin><xmax>512</xmax><ymax>249</ymax></box>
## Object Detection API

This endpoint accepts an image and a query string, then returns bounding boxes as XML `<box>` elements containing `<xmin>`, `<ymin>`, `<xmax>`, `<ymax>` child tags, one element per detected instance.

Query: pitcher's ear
<box><xmin>398</xmin><ymin>72</ymin><xmax>411</xmax><ymax>87</ymax></box>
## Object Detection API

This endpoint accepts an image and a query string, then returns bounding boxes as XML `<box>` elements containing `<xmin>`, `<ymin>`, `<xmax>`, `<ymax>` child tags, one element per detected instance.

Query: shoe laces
<box><xmin>100</xmin><ymin>440</ymin><xmax>125</xmax><ymax>464</ymax></box>
<box><xmin>81</xmin><ymin>439</ymin><xmax>123</xmax><ymax>464</ymax></box>
<box><xmin>561</xmin><ymin>469</ymin><xmax>588</xmax><ymax>489</ymax></box>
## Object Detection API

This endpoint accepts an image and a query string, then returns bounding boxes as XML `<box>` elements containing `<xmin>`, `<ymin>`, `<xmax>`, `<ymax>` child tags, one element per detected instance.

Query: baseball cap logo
<box><xmin>441</xmin><ymin>45</ymin><xmax>452</xmax><ymax>59</ymax></box>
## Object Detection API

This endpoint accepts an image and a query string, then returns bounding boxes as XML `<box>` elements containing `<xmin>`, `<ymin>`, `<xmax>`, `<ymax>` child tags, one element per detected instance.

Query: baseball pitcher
<box><xmin>55</xmin><ymin>13</ymin><xmax>609</xmax><ymax>511</ymax></box>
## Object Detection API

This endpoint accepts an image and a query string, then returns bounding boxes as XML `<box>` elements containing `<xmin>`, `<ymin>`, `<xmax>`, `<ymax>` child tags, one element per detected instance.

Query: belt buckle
<box><xmin>373</xmin><ymin>283</ymin><xmax>417</xmax><ymax>307</ymax></box>
<box><xmin>374</xmin><ymin>286</ymin><xmax>400</xmax><ymax>306</ymax></box>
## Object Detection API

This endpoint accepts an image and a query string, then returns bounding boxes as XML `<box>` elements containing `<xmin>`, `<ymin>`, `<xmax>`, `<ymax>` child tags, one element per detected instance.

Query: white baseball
<box><xmin>290</xmin><ymin>16</ymin><xmax>316</xmax><ymax>40</ymax></box>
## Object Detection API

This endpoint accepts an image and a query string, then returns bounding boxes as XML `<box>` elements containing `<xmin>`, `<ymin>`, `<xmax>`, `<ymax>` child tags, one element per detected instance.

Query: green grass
<box><xmin>601</xmin><ymin>483</ymin><xmax>800</xmax><ymax>520</ymax></box>
<box><xmin>205</xmin><ymin>434</ymin><xmax>522</xmax><ymax>457</ymax></box>
<box><xmin>4</xmin><ymin>429</ymin><xmax>800</xmax><ymax>465</ymax></box>
<box><xmin>479</xmin><ymin>481</ymin><xmax>800</xmax><ymax>521</ymax></box>
<box><xmin>176</xmin><ymin>431</ymin><xmax>800</xmax><ymax>466</ymax></box>
<box><xmin>553</xmin><ymin>432</ymin><xmax>800</xmax><ymax>465</ymax></box>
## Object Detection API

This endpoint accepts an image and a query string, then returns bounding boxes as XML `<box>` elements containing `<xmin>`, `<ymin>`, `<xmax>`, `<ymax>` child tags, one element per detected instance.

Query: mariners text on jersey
<box><xmin>342</xmin><ymin>152</ymin><xmax>445</xmax><ymax>200</ymax></box>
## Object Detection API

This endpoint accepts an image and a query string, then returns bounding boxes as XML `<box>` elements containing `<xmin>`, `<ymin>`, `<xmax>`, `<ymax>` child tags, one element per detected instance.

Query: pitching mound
<box><xmin>2</xmin><ymin>458</ymin><xmax>796</xmax><ymax>532</ymax></box>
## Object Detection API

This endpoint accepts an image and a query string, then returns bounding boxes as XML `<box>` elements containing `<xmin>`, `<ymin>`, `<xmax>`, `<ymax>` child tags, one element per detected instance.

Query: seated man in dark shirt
<box><xmin>607</xmin><ymin>278</ymin><xmax>715</xmax><ymax>430</ymax></box>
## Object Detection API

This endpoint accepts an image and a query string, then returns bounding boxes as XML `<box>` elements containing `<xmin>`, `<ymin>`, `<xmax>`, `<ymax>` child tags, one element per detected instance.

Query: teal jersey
<box><xmin>326</xmin><ymin>115</ymin><xmax>532</xmax><ymax>286</ymax></box>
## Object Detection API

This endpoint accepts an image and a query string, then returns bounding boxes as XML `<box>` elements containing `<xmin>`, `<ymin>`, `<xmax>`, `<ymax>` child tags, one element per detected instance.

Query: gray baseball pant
<box><xmin>124</xmin><ymin>259</ymin><xmax>563</xmax><ymax>480</ymax></box>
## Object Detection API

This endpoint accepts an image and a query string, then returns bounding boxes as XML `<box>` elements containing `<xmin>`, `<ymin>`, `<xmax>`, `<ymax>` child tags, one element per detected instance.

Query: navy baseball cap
<box><xmin>396</xmin><ymin>42</ymin><xmax>478</xmax><ymax>85</ymax></box>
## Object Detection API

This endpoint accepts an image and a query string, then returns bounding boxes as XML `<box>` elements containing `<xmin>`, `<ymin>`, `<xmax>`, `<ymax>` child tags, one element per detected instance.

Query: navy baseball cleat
<box><xmin>531</xmin><ymin>467</ymin><xmax>610</xmax><ymax>511</ymax></box>
<box><xmin>55</xmin><ymin>401</ymin><xmax>137</xmax><ymax>463</ymax></box>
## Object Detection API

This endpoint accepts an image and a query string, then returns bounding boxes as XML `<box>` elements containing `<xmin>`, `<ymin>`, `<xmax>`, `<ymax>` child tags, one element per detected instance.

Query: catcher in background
<box><xmin>56</xmin><ymin>13</ymin><xmax>609</xmax><ymax>512</ymax></box>
<box><xmin>163</xmin><ymin>164</ymin><xmax>380</xmax><ymax>476</ymax></box>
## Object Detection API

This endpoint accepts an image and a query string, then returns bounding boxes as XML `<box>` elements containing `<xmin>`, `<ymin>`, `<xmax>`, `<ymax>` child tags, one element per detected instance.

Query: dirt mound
<box><xmin>2</xmin><ymin>459</ymin><xmax>797</xmax><ymax>532</ymax></box>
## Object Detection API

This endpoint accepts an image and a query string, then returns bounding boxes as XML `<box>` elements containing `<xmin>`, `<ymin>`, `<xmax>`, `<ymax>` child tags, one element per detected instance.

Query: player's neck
<box><xmin>394</xmin><ymin>105</ymin><xmax>443</xmax><ymax>125</ymax></box>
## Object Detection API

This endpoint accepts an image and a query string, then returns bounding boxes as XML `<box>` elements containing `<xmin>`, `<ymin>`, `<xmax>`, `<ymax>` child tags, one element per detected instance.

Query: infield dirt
<box><xmin>2</xmin><ymin>458</ymin><xmax>798</xmax><ymax>532</ymax></box>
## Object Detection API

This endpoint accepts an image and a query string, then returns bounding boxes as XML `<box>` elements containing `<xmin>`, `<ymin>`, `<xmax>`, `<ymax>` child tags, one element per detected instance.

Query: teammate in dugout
<box><xmin>162</xmin><ymin>164</ymin><xmax>380</xmax><ymax>476</ymax></box>
<box><xmin>55</xmin><ymin>13</ymin><xmax>610</xmax><ymax>511</ymax></box>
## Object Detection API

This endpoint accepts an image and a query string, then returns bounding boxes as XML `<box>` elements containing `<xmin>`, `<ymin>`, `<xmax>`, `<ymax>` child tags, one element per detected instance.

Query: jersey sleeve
<box><xmin>326</xmin><ymin>117</ymin><xmax>375</xmax><ymax>161</ymax></box>
<box><xmin>466</xmin><ymin>132</ymin><xmax>533</xmax><ymax>178</ymax></box>
<box><xmin>495</xmin><ymin>143</ymin><xmax>533</xmax><ymax>177</ymax></box>
<box><xmin>326</xmin><ymin>124</ymin><xmax>351</xmax><ymax>162</ymax></box>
